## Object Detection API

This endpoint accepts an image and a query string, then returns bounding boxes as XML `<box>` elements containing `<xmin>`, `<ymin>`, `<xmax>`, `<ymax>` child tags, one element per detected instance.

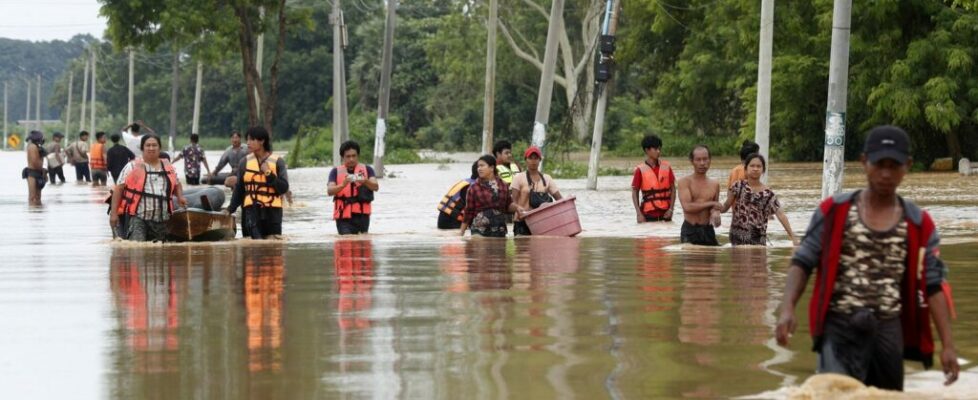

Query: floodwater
<box><xmin>0</xmin><ymin>150</ymin><xmax>975</xmax><ymax>399</ymax></box>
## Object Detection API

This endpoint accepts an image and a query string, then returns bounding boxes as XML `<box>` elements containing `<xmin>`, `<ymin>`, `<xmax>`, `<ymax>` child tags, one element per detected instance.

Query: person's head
<box><xmin>743</xmin><ymin>153</ymin><xmax>767</xmax><ymax>179</ymax></box>
<box><xmin>245</xmin><ymin>126</ymin><xmax>271</xmax><ymax>154</ymax></box>
<box><xmin>861</xmin><ymin>125</ymin><xmax>912</xmax><ymax>197</ymax></box>
<box><xmin>493</xmin><ymin>140</ymin><xmax>513</xmax><ymax>164</ymax></box>
<box><xmin>95</xmin><ymin>131</ymin><xmax>106</xmax><ymax>143</ymax></box>
<box><xmin>79</xmin><ymin>131</ymin><xmax>89</xmax><ymax>141</ymax></box>
<box><xmin>470</xmin><ymin>160</ymin><xmax>480</xmax><ymax>180</ymax></box>
<box><xmin>688</xmin><ymin>144</ymin><xmax>711</xmax><ymax>175</ymax></box>
<box><xmin>53</xmin><ymin>132</ymin><xmax>64</xmax><ymax>142</ymax></box>
<box><xmin>476</xmin><ymin>154</ymin><xmax>498</xmax><ymax>180</ymax></box>
<box><xmin>160</xmin><ymin>152</ymin><xmax>171</xmax><ymax>161</ymax></box>
<box><xmin>739</xmin><ymin>140</ymin><xmax>760</xmax><ymax>161</ymax></box>
<box><xmin>230</xmin><ymin>130</ymin><xmax>241</xmax><ymax>147</ymax></box>
<box><xmin>641</xmin><ymin>134</ymin><xmax>663</xmax><ymax>160</ymax></box>
<box><xmin>339</xmin><ymin>140</ymin><xmax>360</xmax><ymax>169</ymax></box>
<box><xmin>190</xmin><ymin>133</ymin><xmax>199</xmax><ymax>144</ymax></box>
<box><xmin>140</xmin><ymin>134</ymin><xmax>162</xmax><ymax>161</ymax></box>
<box><xmin>524</xmin><ymin>145</ymin><xmax>543</xmax><ymax>171</ymax></box>
<box><xmin>27</xmin><ymin>130</ymin><xmax>44</xmax><ymax>146</ymax></box>
<box><xmin>130</xmin><ymin>123</ymin><xmax>141</xmax><ymax>134</ymax></box>
<box><xmin>110</xmin><ymin>133</ymin><xmax>121</xmax><ymax>144</ymax></box>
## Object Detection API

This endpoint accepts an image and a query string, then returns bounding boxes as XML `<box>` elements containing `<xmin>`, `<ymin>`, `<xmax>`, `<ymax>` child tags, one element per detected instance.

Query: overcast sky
<box><xmin>0</xmin><ymin>0</ymin><xmax>106</xmax><ymax>42</ymax></box>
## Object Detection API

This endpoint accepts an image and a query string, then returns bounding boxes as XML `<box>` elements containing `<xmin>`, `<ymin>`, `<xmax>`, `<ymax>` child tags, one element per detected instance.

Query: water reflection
<box><xmin>243</xmin><ymin>244</ymin><xmax>285</xmax><ymax>373</ymax></box>
<box><xmin>333</xmin><ymin>239</ymin><xmax>374</xmax><ymax>331</ymax></box>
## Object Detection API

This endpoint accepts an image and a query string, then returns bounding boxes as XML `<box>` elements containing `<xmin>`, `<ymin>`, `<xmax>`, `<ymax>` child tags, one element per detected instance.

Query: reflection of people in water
<box><xmin>243</xmin><ymin>244</ymin><xmax>285</xmax><ymax>372</ymax></box>
<box><xmin>635</xmin><ymin>238</ymin><xmax>674</xmax><ymax>313</ymax></box>
<box><xmin>333</xmin><ymin>240</ymin><xmax>374</xmax><ymax>330</ymax></box>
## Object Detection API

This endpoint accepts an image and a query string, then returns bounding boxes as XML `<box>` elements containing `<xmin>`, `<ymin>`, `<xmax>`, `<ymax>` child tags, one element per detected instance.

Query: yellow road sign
<box><xmin>7</xmin><ymin>134</ymin><xmax>20</xmax><ymax>149</ymax></box>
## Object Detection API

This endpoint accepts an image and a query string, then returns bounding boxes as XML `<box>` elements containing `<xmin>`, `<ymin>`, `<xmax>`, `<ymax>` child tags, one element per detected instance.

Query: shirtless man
<box><xmin>677</xmin><ymin>145</ymin><xmax>721</xmax><ymax>245</ymax></box>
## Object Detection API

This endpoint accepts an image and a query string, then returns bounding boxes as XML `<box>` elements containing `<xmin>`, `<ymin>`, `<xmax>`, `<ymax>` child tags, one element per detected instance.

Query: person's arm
<box><xmin>227</xmin><ymin>159</ymin><xmax>247</xmax><ymax>213</ymax></box>
<box><xmin>213</xmin><ymin>149</ymin><xmax>230</xmax><ymax>174</ymax></box>
<box><xmin>929</xmin><ymin>291</ymin><xmax>959</xmax><ymax>385</ymax></box>
<box><xmin>110</xmin><ymin>183</ymin><xmax>125</xmax><ymax>226</ymax></box>
<box><xmin>548</xmin><ymin>175</ymin><xmax>563</xmax><ymax>201</ymax></box>
<box><xmin>266</xmin><ymin>158</ymin><xmax>289</xmax><ymax>194</ymax></box>
<box><xmin>775</xmin><ymin>209</ymin><xmax>798</xmax><ymax>245</ymax></box>
<box><xmin>363</xmin><ymin>166</ymin><xmax>379</xmax><ymax>191</ymax></box>
<box><xmin>326</xmin><ymin>168</ymin><xmax>350</xmax><ymax>196</ymax></box>
<box><xmin>664</xmin><ymin>171</ymin><xmax>678</xmax><ymax>219</ymax></box>
<box><xmin>171</xmin><ymin>150</ymin><xmax>184</xmax><ymax>164</ymax></box>
<box><xmin>720</xmin><ymin>185</ymin><xmax>738</xmax><ymax>213</ymax></box>
<box><xmin>775</xmin><ymin>264</ymin><xmax>811</xmax><ymax>346</ymax></box>
<box><xmin>632</xmin><ymin>188</ymin><xmax>644</xmax><ymax>223</ymax></box>
<box><xmin>137</xmin><ymin>121</ymin><xmax>156</xmax><ymax>134</ymax></box>
<box><xmin>202</xmin><ymin>151</ymin><xmax>211</xmax><ymax>176</ymax></box>
<box><xmin>173</xmin><ymin>180</ymin><xmax>187</xmax><ymax>208</ymax></box>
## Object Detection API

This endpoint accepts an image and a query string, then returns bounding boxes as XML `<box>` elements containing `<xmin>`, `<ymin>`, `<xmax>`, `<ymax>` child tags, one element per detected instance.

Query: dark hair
<box><xmin>641</xmin><ymin>135</ymin><xmax>662</xmax><ymax>150</ymax></box>
<box><xmin>688</xmin><ymin>144</ymin><xmax>710</xmax><ymax>161</ymax></box>
<box><xmin>743</xmin><ymin>152</ymin><xmax>767</xmax><ymax>172</ymax></box>
<box><xmin>53</xmin><ymin>132</ymin><xmax>64</xmax><ymax>138</ymax></box>
<box><xmin>130</xmin><ymin>124</ymin><xmax>141</xmax><ymax>133</ymax></box>
<box><xmin>140</xmin><ymin>134</ymin><xmax>162</xmax><ymax>151</ymax></box>
<box><xmin>477</xmin><ymin>154</ymin><xmax>498</xmax><ymax>175</ymax></box>
<box><xmin>492</xmin><ymin>140</ymin><xmax>512</xmax><ymax>157</ymax></box>
<box><xmin>160</xmin><ymin>152</ymin><xmax>171</xmax><ymax>160</ymax></box>
<box><xmin>739</xmin><ymin>140</ymin><xmax>760</xmax><ymax>161</ymax></box>
<box><xmin>79</xmin><ymin>130</ymin><xmax>89</xmax><ymax>138</ymax></box>
<box><xmin>470</xmin><ymin>160</ymin><xmax>480</xmax><ymax>180</ymax></box>
<box><xmin>339</xmin><ymin>140</ymin><xmax>360</xmax><ymax>157</ymax></box>
<box><xmin>190</xmin><ymin>133</ymin><xmax>200</xmax><ymax>143</ymax></box>
<box><xmin>245</xmin><ymin>126</ymin><xmax>272</xmax><ymax>152</ymax></box>
<box><xmin>230</xmin><ymin>130</ymin><xmax>241</xmax><ymax>138</ymax></box>
<box><xmin>28</xmin><ymin>130</ymin><xmax>44</xmax><ymax>144</ymax></box>
<box><xmin>110</xmin><ymin>133</ymin><xmax>121</xmax><ymax>143</ymax></box>
<box><xmin>95</xmin><ymin>131</ymin><xmax>106</xmax><ymax>140</ymax></box>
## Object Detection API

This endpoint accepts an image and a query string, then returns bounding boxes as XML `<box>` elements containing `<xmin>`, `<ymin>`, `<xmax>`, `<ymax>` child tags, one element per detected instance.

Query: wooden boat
<box><xmin>166</xmin><ymin>209</ymin><xmax>236</xmax><ymax>242</ymax></box>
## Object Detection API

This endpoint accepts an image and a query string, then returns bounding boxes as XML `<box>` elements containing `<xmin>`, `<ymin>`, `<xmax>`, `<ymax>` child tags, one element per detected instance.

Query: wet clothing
<box><xmin>117</xmin><ymin>160</ymin><xmax>179</xmax><ymax>223</ymax></box>
<box><xmin>336</xmin><ymin>214</ymin><xmax>371</xmax><ymax>235</ymax></box>
<box><xmin>819</xmin><ymin>310</ymin><xmax>904</xmax><ymax>390</ymax></box>
<box><xmin>242</xmin><ymin>207</ymin><xmax>283</xmax><ymax>239</ymax></box>
<box><xmin>179</xmin><ymin>143</ymin><xmax>206</xmax><ymax>181</ymax></box>
<box><xmin>213</xmin><ymin>145</ymin><xmax>248</xmax><ymax>175</ymax></box>
<box><xmin>729</xmin><ymin>180</ymin><xmax>780</xmax><ymax>245</ymax></box>
<box><xmin>631</xmin><ymin>160</ymin><xmax>675</xmax><ymax>220</ymax></box>
<box><xmin>23</xmin><ymin>167</ymin><xmax>46</xmax><ymax>190</ymax></box>
<box><xmin>680</xmin><ymin>221</ymin><xmax>719</xmax><ymax>246</ymax></box>
<box><xmin>792</xmin><ymin>191</ymin><xmax>952</xmax><ymax>371</ymax></box>
<box><xmin>45</xmin><ymin>142</ymin><xmax>64</xmax><ymax>169</ymax></box>
<box><xmin>329</xmin><ymin>165</ymin><xmax>375</xmax><ymax>235</ymax></box>
<box><xmin>511</xmin><ymin>171</ymin><xmax>558</xmax><ymax>236</ymax></box>
<box><xmin>186</xmin><ymin>176</ymin><xmax>200</xmax><ymax>185</ymax></box>
<box><xmin>107</xmin><ymin>143</ymin><xmax>136</xmax><ymax>183</ymax></box>
<box><xmin>127</xmin><ymin>216</ymin><xmax>167</xmax><ymax>242</ymax></box>
<box><xmin>229</xmin><ymin>155</ymin><xmax>289</xmax><ymax>239</ymax></box>
<box><xmin>92</xmin><ymin>169</ymin><xmax>107</xmax><ymax>185</ymax></box>
<box><xmin>90</xmin><ymin>142</ymin><xmax>107</xmax><ymax>171</ymax></box>
<box><xmin>66</xmin><ymin>140</ymin><xmax>89</xmax><ymax>164</ymax></box>
<box><xmin>74</xmin><ymin>161</ymin><xmax>91</xmax><ymax>182</ymax></box>
<box><xmin>437</xmin><ymin>180</ymin><xmax>473</xmax><ymax>230</ymax></box>
<box><xmin>463</xmin><ymin>177</ymin><xmax>511</xmax><ymax>237</ymax></box>
<box><xmin>48</xmin><ymin>165</ymin><xmax>65</xmax><ymax>184</ymax></box>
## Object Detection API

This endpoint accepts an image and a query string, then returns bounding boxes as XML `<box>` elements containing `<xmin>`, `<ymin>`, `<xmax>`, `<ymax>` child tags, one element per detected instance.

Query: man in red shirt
<box><xmin>631</xmin><ymin>134</ymin><xmax>676</xmax><ymax>222</ymax></box>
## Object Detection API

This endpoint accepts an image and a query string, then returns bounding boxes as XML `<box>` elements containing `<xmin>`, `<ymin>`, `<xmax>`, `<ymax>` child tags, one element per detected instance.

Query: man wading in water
<box><xmin>776</xmin><ymin>126</ymin><xmax>959</xmax><ymax>390</ymax></box>
<box><xmin>677</xmin><ymin>145</ymin><xmax>721</xmax><ymax>245</ymax></box>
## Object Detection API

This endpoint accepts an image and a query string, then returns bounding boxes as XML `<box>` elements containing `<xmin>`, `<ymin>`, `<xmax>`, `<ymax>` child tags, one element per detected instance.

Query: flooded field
<box><xmin>0</xmin><ymin>151</ymin><xmax>975</xmax><ymax>398</ymax></box>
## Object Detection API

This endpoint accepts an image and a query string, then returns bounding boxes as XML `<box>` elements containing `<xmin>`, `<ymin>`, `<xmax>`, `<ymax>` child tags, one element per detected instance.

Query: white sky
<box><xmin>0</xmin><ymin>0</ymin><xmax>106</xmax><ymax>42</ymax></box>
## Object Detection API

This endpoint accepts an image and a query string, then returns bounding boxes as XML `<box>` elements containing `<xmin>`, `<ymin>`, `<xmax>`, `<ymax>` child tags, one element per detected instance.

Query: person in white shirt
<box><xmin>120</xmin><ymin>120</ymin><xmax>156</xmax><ymax>156</ymax></box>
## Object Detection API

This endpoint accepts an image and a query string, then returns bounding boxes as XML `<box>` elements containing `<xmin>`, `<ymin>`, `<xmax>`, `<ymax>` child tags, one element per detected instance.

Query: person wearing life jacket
<box><xmin>437</xmin><ymin>161</ymin><xmax>480</xmax><ymax>230</ymax></box>
<box><xmin>110</xmin><ymin>134</ymin><xmax>188</xmax><ymax>241</ymax></box>
<box><xmin>631</xmin><ymin>134</ymin><xmax>676</xmax><ymax>223</ymax></box>
<box><xmin>227</xmin><ymin>126</ymin><xmax>290</xmax><ymax>240</ymax></box>
<box><xmin>492</xmin><ymin>140</ymin><xmax>521</xmax><ymax>185</ymax></box>
<box><xmin>776</xmin><ymin>126</ymin><xmax>959</xmax><ymax>390</ymax></box>
<box><xmin>90</xmin><ymin>131</ymin><xmax>109</xmax><ymax>187</ymax></box>
<box><xmin>327</xmin><ymin>140</ymin><xmax>379</xmax><ymax>235</ymax></box>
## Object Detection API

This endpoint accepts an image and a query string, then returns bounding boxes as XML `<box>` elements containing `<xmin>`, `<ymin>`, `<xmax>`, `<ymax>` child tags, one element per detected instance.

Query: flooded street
<box><xmin>1</xmin><ymin>151</ymin><xmax>976</xmax><ymax>398</ymax></box>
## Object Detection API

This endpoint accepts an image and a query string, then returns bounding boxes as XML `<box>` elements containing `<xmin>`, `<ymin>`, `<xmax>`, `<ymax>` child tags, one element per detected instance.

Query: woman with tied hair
<box><xmin>720</xmin><ymin>153</ymin><xmax>798</xmax><ymax>246</ymax></box>
<box><xmin>459</xmin><ymin>155</ymin><xmax>522</xmax><ymax>237</ymax></box>
<box><xmin>110</xmin><ymin>134</ymin><xmax>188</xmax><ymax>241</ymax></box>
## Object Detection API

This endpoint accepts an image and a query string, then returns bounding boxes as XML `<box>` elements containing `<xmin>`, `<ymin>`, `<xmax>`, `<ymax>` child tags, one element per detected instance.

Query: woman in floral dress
<box><xmin>721</xmin><ymin>153</ymin><xmax>799</xmax><ymax>246</ymax></box>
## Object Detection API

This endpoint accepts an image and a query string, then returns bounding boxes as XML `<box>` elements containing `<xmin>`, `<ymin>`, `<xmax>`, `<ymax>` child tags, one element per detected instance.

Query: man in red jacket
<box><xmin>775</xmin><ymin>126</ymin><xmax>958</xmax><ymax>390</ymax></box>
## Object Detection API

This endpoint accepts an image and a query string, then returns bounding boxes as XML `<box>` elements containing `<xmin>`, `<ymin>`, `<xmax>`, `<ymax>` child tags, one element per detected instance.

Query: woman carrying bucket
<box><xmin>459</xmin><ymin>155</ymin><xmax>523</xmax><ymax>237</ymax></box>
<box><xmin>511</xmin><ymin>146</ymin><xmax>563</xmax><ymax>236</ymax></box>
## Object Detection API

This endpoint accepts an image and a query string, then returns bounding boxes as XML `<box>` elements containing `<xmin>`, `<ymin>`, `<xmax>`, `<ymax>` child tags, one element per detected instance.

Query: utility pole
<box><xmin>481</xmin><ymin>0</ymin><xmax>499</xmax><ymax>155</ymax></box>
<box><xmin>3</xmin><ymin>82</ymin><xmax>7</xmax><ymax>150</ymax></box>
<box><xmin>755</xmin><ymin>0</ymin><xmax>774</xmax><ymax>184</ymax></box>
<box><xmin>331</xmin><ymin>0</ymin><xmax>350</xmax><ymax>164</ymax></box>
<box><xmin>586</xmin><ymin>0</ymin><xmax>620</xmax><ymax>190</ymax></box>
<box><xmin>168</xmin><ymin>49</ymin><xmax>179</xmax><ymax>153</ymax></box>
<box><xmin>255</xmin><ymin>7</ymin><xmax>265</xmax><ymax>119</ymax></box>
<box><xmin>35</xmin><ymin>74</ymin><xmax>41</xmax><ymax>132</ymax></box>
<box><xmin>65</xmin><ymin>72</ymin><xmax>73</xmax><ymax>137</ymax></box>
<box><xmin>90</xmin><ymin>47</ymin><xmax>97</xmax><ymax>136</ymax></box>
<box><xmin>192</xmin><ymin>61</ymin><xmax>203</xmax><ymax>135</ymax></box>
<box><xmin>821</xmin><ymin>0</ymin><xmax>852</xmax><ymax>199</ymax></box>
<box><xmin>128</xmin><ymin>48</ymin><xmax>134</xmax><ymax>123</ymax></box>
<box><xmin>25</xmin><ymin>79</ymin><xmax>31</xmax><ymax>135</ymax></box>
<box><xmin>531</xmin><ymin>0</ymin><xmax>565</xmax><ymax>160</ymax></box>
<box><xmin>80</xmin><ymin>54</ymin><xmax>89</xmax><ymax>135</ymax></box>
<box><xmin>373</xmin><ymin>0</ymin><xmax>396</xmax><ymax>178</ymax></box>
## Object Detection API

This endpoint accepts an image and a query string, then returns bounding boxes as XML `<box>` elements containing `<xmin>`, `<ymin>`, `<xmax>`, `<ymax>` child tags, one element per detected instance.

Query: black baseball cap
<box><xmin>863</xmin><ymin>125</ymin><xmax>910</xmax><ymax>165</ymax></box>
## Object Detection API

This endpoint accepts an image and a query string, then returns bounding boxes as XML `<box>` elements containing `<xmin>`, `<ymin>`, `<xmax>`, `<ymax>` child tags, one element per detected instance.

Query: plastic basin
<box><xmin>522</xmin><ymin>196</ymin><xmax>582</xmax><ymax>237</ymax></box>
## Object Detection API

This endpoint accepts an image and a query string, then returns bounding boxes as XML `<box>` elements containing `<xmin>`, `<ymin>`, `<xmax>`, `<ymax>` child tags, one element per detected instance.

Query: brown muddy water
<box><xmin>1</xmin><ymin>151</ymin><xmax>976</xmax><ymax>399</ymax></box>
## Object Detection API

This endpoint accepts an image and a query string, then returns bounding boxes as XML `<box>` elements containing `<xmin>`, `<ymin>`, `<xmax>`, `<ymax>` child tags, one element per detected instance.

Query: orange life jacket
<box><xmin>333</xmin><ymin>164</ymin><xmax>373</xmax><ymax>219</ymax></box>
<box><xmin>118</xmin><ymin>159</ymin><xmax>179</xmax><ymax>217</ymax></box>
<box><xmin>90</xmin><ymin>142</ymin><xmax>107</xmax><ymax>170</ymax></box>
<box><xmin>437</xmin><ymin>179</ymin><xmax>475</xmax><ymax>222</ymax></box>
<box><xmin>243</xmin><ymin>154</ymin><xmax>284</xmax><ymax>208</ymax></box>
<box><xmin>638</xmin><ymin>159</ymin><xmax>673</xmax><ymax>214</ymax></box>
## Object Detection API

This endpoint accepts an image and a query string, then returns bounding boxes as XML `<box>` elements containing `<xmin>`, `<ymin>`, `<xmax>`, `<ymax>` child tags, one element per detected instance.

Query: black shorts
<box><xmin>680</xmin><ymin>221</ymin><xmax>719</xmax><ymax>246</ymax></box>
<box><xmin>186</xmin><ymin>176</ymin><xmax>201</xmax><ymax>185</ymax></box>
<box><xmin>818</xmin><ymin>311</ymin><xmax>904</xmax><ymax>390</ymax></box>
<box><xmin>337</xmin><ymin>214</ymin><xmax>370</xmax><ymax>235</ymax></box>
<box><xmin>644</xmin><ymin>214</ymin><xmax>671</xmax><ymax>222</ymax></box>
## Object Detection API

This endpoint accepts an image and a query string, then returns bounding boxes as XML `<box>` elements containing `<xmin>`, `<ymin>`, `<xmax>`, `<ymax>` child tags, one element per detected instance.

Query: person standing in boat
<box><xmin>227</xmin><ymin>127</ymin><xmax>289</xmax><ymax>239</ymax></box>
<box><xmin>511</xmin><ymin>146</ymin><xmax>562</xmax><ymax>236</ymax></box>
<box><xmin>110</xmin><ymin>134</ymin><xmax>188</xmax><ymax>241</ymax></box>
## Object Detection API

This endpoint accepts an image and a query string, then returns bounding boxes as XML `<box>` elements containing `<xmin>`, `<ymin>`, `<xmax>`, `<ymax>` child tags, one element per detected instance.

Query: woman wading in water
<box><xmin>460</xmin><ymin>155</ymin><xmax>522</xmax><ymax>237</ymax></box>
<box><xmin>721</xmin><ymin>153</ymin><xmax>798</xmax><ymax>246</ymax></box>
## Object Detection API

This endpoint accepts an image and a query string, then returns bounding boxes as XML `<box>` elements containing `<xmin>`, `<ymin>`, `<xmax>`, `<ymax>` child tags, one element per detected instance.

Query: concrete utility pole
<box><xmin>3</xmin><ymin>82</ymin><xmax>7</xmax><ymax>150</ymax></box>
<box><xmin>128</xmin><ymin>48</ymin><xmax>134</xmax><ymax>123</ymax></box>
<box><xmin>80</xmin><ymin>55</ymin><xmax>89</xmax><ymax>134</ymax></box>
<box><xmin>168</xmin><ymin>49</ymin><xmax>179</xmax><ymax>153</ymax></box>
<box><xmin>331</xmin><ymin>0</ymin><xmax>350</xmax><ymax>164</ymax></box>
<box><xmin>481</xmin><ymin>0</ymin><xmax>499</xmax><ymax>155</ymax></box>
<box><xmin>586</xmin><ymin>0</ymin><xmax>620</xmax><ymax>190</ymax></box>
<box><xmin>35</xmin><ymin>74</ymin><xmax>41</xmax><ymax>131</ymax></box>
<box><xmin>65</xmin><ymin>72</ymin><xmax>73</xmax><ymax>136</ymax></box>
<box><xmin>531</xmin><ymin>0</ymin><xmax>565</xmax><ymax>157</ymax></box>
<box><xmin>373</xmin><ymin>0</ymin><xmax>396</xmax><ymax>178</ymax></box>
<box><xmin>192</xmin><ymin>61</ymin><xmax>203</xmax><ymax>135</ymax></box>
<box><xmin>821</xmin><ymin>0</ymin><xmax>852</xmax><ymax>199</ymax></box>
<box><xmin>755</xmin><ymin>0</ymin><xmax>774</xmax><ymax>184</ymax></box>
<box><xmin>256</xmin><ymin>7</ymin><xmax>265</xmax><ymax>119</ymax></box>
<box><xmin>90</xmin><ymin>47</ymin><xmax>97</xmax><ymax>136</ymax></box>
<box><xmin>25</xmin><ymin>79</ymin><xmax>31</xmax><ymax>134</ymax></box>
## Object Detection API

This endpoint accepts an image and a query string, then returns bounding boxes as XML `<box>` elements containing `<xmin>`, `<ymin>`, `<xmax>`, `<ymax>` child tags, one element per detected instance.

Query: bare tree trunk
<box><xmin>262</xmin><ymin>0</ymin><xmax>287</xmax><ymax>135</ymax></box>
<box><xmin>234</xmin><ymin>5</ymin><xmax>262</xmax><ymax>128</ymax></box>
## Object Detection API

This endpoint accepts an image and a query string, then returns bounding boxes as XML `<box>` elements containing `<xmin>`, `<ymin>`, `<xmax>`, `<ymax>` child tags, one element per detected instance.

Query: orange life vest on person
<box><xmin>638</xmin><ymin>160</ymin><xmax>673</xmax><ymax>214</ymax></box>
<box><xmin>243</xmin><ymin>154</ymin><xmax>283</xmax><ymax>208</ymax></box>
<box><xmin>118</xmin><ymin>158</ymin><xmax>179</xmax><ymax>216</ymax></box>
<box><xmin>333</xmin><ymin>164</ymin><xmax>372</xmax><ymax>220</ymax></box>
<box><xmin>437</xmin><ymin>179</ymin><xmax>475</xmax><ymax>222</ymax></box>
<box><xmin>90</xmin><ymin>142</ymin><xmax>107</xmax><ymax>170</ymax></box>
